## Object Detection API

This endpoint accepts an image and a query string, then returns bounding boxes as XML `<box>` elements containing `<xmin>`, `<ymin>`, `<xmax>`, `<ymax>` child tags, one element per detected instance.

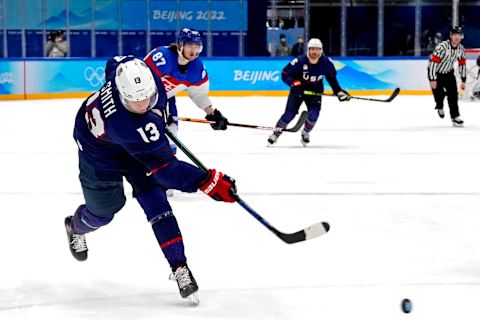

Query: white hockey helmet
<box><xmin>115</xmin><ymin>59</ymin><xmax>157</xmax><ymax>102</ymax></box>
<box><xmin>307</xmin><ymin>38</ymin><xmax>323</xmax><ymax>50</ymax></box>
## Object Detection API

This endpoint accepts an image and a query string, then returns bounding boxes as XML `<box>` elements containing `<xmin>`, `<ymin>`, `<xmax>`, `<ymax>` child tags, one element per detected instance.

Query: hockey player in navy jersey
<box><xmin>267</xmin><ymin>38</ymin><xmax>351</xmax><ymax>147</ymax></box>
<box><xmin>65</xmin><ymin>55</ymin><xmax>237</xmax><ymax>304</ymax></box>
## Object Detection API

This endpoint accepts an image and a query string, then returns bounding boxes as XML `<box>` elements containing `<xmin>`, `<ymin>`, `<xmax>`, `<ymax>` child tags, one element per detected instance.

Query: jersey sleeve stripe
<box><xmin>149</xmin><ymin>161</ymin><xmax>172</xmax><ymax>174</ymax></box>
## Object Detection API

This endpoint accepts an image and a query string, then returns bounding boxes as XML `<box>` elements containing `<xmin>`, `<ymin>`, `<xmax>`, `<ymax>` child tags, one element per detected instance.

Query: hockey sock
<box><xmin>273</xmin><ymin>112</ymin><xmax>296</xmax><ymax>136</ymax></box>
<box><xmin>136</xmin><ymin>186</ymin><xmax>187</xmax><ymax>268</ymax></box>
<box><xmin>278</xmin><ymin>111</ymin><xmax>296</xmax><ymax>127</ymax></box>
<box><xmin>152</xmin><ymin>215</ymin><xmax>187</xmax><ymax>269</ymax></box>
<box><xmin>303</xmin><ymin>109</ymin><xmax>320</xmax><ymax>133</ymax></box>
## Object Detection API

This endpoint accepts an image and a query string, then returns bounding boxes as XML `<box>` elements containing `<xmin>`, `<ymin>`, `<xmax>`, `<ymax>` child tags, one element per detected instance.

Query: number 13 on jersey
<box><xmin>137</xmin><ymin>123</ymin><xmax>160</xmax><ymax>143</ymax></box>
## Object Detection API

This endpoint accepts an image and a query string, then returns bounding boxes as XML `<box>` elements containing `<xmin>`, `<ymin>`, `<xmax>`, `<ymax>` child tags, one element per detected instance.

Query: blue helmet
<box><xmin>177</xmin><ymin>28</ymin><xmax>203</xmax><ymax>53</ymax></box>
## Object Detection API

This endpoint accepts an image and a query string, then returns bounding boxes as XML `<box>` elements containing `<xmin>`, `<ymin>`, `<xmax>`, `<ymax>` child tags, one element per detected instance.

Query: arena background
<box><xmin>0</xmin><ymin>0</ymin><xmax>479</xmax><ymax>98</ymax></box>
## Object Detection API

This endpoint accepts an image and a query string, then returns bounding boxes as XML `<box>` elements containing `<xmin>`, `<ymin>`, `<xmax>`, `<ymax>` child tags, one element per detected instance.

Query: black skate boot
<box><xmin>435</xmin><ymin>107</ymin><xmax>445</xmax><ymax>119</ymax></box>
<box><xmin>170</xmin><ymin>265</ymin><xmax>199</xmax><ymax>304</ymax></box>
<box><xmin>267</xmin><ymin>133</ymin><xmax>279</xmax><ymax>146</ymax></box>
<box><xmin>301</xmin><ymin>131</ymin><xmax>310</xmax><ymax>147</ymax></box>
<box><xmin>64</xmin><ymin>216</ymin><xmax>88</xmax><ymax>261</ymax></box>
<box><xmin>452</xmin><ymin>116</ymin><xmax>464</xmax><ymax>127</ymax></box>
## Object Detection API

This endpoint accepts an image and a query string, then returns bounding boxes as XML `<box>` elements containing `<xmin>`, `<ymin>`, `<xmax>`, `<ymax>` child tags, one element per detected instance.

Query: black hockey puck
<box><xmin>401</xmin><ymin>299</ymin><xmax>412</xmax><ymax>313</ymax></box>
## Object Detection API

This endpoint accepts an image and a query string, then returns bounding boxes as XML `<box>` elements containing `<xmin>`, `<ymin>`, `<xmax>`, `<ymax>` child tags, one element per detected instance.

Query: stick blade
<box><xmin>284</xmin><ymin>111</ymin><xmax>308</xmax><ymax>132</ymax></box>
<box><xmin>385</xmin><ymin>87</ymin><xmax>401</xmax><ymax>102</ymax></box>
<box><xmin>277</xmin><ymin>222</ymin><xmax>330</xmax><ymax>244</ymax></box>
<box><xmin>305</xmin><ymin>222</ymin><xmax>330</xmax><ymax>240</ymax></box>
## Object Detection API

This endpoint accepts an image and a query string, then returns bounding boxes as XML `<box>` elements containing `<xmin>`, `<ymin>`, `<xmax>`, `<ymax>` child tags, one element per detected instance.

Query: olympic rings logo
<box><xmin>84</xmin><ymin>66</ymin><xmax>105</xmax><ymax>87</ymax></box>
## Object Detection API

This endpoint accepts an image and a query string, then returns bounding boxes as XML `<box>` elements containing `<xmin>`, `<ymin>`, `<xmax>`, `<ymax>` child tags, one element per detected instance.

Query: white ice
<box><xmin>1</xmin><ymin>95</ymin><xmax>480</xmax><ymax>320</ymax></box>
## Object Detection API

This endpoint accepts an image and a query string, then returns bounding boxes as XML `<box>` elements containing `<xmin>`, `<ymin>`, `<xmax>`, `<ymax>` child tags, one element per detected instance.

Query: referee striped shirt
<box><xmin>427</xmin><ymin>40</ymin><xmax>466</xmax><ymax>82</ymax></box>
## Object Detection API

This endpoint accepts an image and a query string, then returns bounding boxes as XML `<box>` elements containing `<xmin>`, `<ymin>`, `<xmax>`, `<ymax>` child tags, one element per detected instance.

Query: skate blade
<box><xmin>185</xmin><ymin>293</ymin><xmax>199</xmax><ymax>306</ymax></box>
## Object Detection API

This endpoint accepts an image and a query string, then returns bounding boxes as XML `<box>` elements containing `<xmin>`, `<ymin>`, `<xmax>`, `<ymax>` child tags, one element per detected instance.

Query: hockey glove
<box><xmin>199</xmin><ymin>169</ymin><xmax>237</xmax><ymax>203</ymax></box>
<box><xmin>337</xmin><ymin>90</ymin><xmax>351</xmax><ymax>102</ymax></box>
<box><xmin>290</xmin><ymin>80</ymin><xmax>304</xmax><ymax>96</ymax></box>
<box><xmin>205</xmin><ymin>109</ymin><xmax>229</xmax><ymax>130</ymax></box>
<box><xmin>291</xmin><ymin>80</ymin><xmax>302</xmax><ymax>87</ymax></box>
<box><xmin>166</xmin><ymin>114</ymin><xmax>174</xmax><ymax>125</ymax></box>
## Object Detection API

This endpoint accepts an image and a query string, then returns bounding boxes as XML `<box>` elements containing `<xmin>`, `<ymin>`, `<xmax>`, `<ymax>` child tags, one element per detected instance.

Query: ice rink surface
<box><xmin>1</xmin><ymin>95</ymin><xmax>480</xmax><ymax>319</ymax></box>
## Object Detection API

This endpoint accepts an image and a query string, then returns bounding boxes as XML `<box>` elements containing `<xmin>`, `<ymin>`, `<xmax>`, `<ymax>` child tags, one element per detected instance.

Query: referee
<box><xmin>427</xmin><ymin>26</ymin><xmax>466</xmax><ymax>127</ymax></box>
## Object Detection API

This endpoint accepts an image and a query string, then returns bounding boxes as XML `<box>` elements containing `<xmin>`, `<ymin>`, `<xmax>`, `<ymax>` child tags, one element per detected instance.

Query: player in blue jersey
<box><xmin>144</xmin><ymin>28</ymin><xmax>228</xmax><ymax>142</ymax></box>
<box><xmin>65</xmin><ymin>55</ymin><xmax>237</xmax><ymax>304</ymax></box>
<box><xmin>267</xmin><ymin>38</ymin><xmax>351</xmax><ymax>147</ymax></box>
<box><xmin>145</xmin><ymin>28</ymin><xmax>228</xmax><ymax>197</ymax></box>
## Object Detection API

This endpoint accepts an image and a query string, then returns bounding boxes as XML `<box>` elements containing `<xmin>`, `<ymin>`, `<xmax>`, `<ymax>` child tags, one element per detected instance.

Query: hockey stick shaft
<box><xmin>172</xmin><ymin>111</ymin><xmax>308</xmax><ymax>133</ymax></box>
<box><xmin>304</xmin><ymin>87</ymin><xmax>400</xmax><ymax>103</ymax></box>
<box><xmin>164</xmin><ymin>126</ymin><xmax>329</xmax><ymax>244</ymax></box>
<box><xmin>173</xmin><ymin>116</ymin><xmax>284</xmax><ymax>132</ymax></box>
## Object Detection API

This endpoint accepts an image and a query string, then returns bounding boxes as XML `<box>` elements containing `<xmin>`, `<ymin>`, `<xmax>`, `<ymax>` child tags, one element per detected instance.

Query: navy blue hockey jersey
<box><xmin>282</xmin><ymin>55</ymin><xmax>342</xmax><ymax>94</ymax></box>
<box><xmin>73</xmin><ymin>56</ymin><xmax>206</xmax><ymax>192</ymax></box>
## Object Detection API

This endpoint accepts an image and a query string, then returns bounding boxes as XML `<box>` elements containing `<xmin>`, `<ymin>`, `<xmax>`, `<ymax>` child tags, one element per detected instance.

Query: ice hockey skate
<box><xmin>170</xmin><ymin>265</ymin><xmax>199</xmax><ymax>305</ymax></box>
<box><xmin>301</xmin><ymin>131</ymin><xmax>310</xmax><ymax>147</ymax></box>
<box><xmin>436</xmin><ymin>107</ymin><xmax>445</xmax><ymax>119</ymax></box>
<box><xmin>64</xmin><ymin>216</ymin><xmax>88</xmax><ymax>261</ymax></box>
<box><xmin>267</xmin><ymin>133</ymin><xmax>278</xmax><ymax>146</ymax></box>
<box><xmin>452</xmin><ymin>116</ymin><xmax>464</xmax><ymax>127</ymax></box>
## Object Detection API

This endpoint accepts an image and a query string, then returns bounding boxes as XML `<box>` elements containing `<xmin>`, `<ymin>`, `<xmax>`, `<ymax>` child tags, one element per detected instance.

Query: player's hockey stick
<box><xmin>164</xmin><ymin>126</ymin><xmax>330</xmax><ymax>244</ymax></box>
<box><xmin>172</xmin><ymin>111</ymin><xmax>308</xmax><ymax>133</ymax></box>
<box><xmin>304</xmin><ymin>87</ymin><xmax>401</xmax><ymax>103</ymax></box>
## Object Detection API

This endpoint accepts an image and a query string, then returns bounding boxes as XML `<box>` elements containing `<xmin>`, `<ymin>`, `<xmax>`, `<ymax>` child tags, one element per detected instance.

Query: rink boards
<box><xmin>0</xmin><ymin>56</ymin><xmax>478</xmax><ymax>99</ymax></box>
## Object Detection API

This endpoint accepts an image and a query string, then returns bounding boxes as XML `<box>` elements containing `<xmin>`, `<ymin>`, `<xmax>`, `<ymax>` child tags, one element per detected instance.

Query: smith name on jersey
<box><xmin>73</xmin><ymin>56</ymin><xmax>206</xmax><ymax>192</ymax></box>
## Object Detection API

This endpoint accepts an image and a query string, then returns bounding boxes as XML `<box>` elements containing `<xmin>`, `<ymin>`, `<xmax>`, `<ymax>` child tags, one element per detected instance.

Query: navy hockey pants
<box><xmin>275</xmin><ymin>90</ymin><xmax>322</xmax><ymax>134</ymax></box>
<box><xmin>72</xmin><ymin>157</ymin><xmax>187</xmax><ymax>268</ymax></box>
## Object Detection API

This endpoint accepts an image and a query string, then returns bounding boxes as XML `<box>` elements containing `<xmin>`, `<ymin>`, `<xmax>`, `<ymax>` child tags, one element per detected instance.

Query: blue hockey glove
<box><xmin>205</xmin><ymin>109</ymin><xmax>229</xmax><ymax>130</ymax></box>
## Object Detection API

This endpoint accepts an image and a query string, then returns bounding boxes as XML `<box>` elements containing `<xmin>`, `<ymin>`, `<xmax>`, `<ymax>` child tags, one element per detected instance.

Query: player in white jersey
<box><xmin>144</xmin><ymin>28</ymin><xmax>229</xmax><ymax>196</ymax></box>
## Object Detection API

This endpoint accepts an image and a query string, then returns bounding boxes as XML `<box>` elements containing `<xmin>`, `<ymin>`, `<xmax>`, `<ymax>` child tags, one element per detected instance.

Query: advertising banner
<box><xmin>18</xmin><ymin>0</ymin><xmax>247</xmax><ymax>31</ymax></box>
<box><xmin>0</xmin><ymin>61</ymin><xmax>24</xmax><ymax>95</ymax></box>
<box><xmin>25</xmin><ymin>60</ymin><xmax>105</xmax><ymax>94</ymax></box>
<box><xmin>2</xmin><ymin>57</ymin><xmax>469</xmax><ymax>99</ymax></box>
<box><xmin>149</xmin><ymin>1</ymin><xmax>247</xmax><ymax>31</ymax></box>
<box><xmin>205</xmin><ymin>58</ymin><xmax>429</xmax><ymax>91</ymax></box>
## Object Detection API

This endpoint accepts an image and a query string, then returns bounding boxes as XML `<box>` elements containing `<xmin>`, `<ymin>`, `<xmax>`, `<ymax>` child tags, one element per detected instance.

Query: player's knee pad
<box><xmin>307</xmin><ymin>108</ymin><xmax>320</xmax><ymax>121</ymax></box>
<box><xmin>72</xmin><ymin>204</ymin><xmax>115</xmax><ymax>233</ymax></box>
<box><xmin>149</xmin><ymin>210</ymin><xmax>174</xmax><ymax>225</ymax></box>
<box><xmin>135</xmin><ymin>186</ymin><xmax>173</xmax><ymax>222</ymax></box>
<box><xmin>280</xmin><ymin>111</ymin><xmax>297</xmax><ymax>123</ymax></box>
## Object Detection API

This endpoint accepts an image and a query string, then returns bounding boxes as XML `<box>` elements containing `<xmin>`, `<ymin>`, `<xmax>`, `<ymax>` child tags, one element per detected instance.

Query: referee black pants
<box><xmin>432</xmin><ymin>71</ymin><xmax>460</xmax><ymax>119</ymax></box>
